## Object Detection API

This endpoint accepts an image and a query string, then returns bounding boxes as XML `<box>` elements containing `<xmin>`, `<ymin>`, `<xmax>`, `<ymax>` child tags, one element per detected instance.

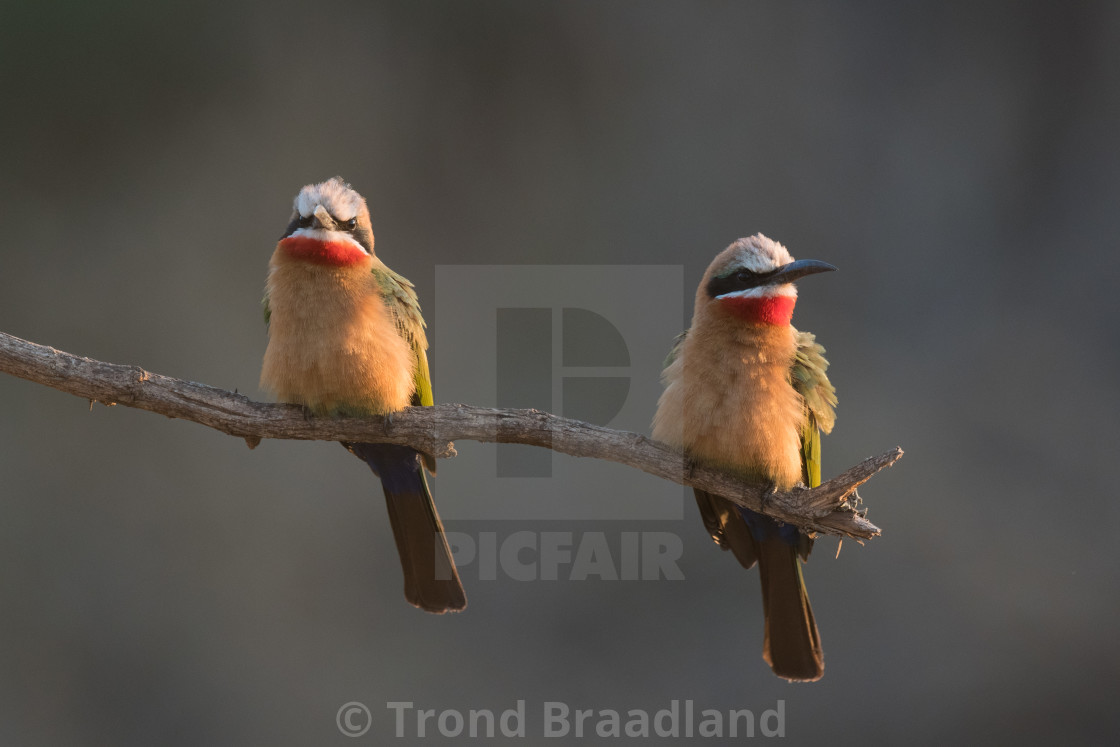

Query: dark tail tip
<box><xmin>758</xmin><ymin>539</ymin><xmax>824</xmax><ymax>682</ymax></box>
<box><xmin>346</xmin><ymin>442</ymin><xmax>468</xmax><ymax>614</ymax></box>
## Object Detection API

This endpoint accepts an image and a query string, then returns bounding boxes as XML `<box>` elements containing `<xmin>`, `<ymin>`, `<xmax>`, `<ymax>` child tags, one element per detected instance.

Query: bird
<box><xmin>652</xmin><ymin>234</ymin><xmax>836</xmax><ymax>681</ymax></box>
<box><xmin>259</xmin><ymin>176</ymin><xmax>466</xmax><ymax>614</ymax></box>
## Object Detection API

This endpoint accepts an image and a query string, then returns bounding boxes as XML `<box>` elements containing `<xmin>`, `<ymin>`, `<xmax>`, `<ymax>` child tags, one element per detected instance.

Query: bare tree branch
<box><xmin>0</xmin><ymin>330</ymin><xmax>901</xmax><ymax>540</ymax></box>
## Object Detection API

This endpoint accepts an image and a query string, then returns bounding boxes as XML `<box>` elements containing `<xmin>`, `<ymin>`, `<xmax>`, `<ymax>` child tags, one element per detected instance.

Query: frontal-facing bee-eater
<box><xmin>260</xmin><ymin>177</ymin><xmax>466</xmax><ymax>614</ymax></box>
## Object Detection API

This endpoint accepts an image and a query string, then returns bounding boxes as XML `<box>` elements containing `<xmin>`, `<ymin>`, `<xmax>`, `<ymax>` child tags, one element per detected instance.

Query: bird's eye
<box><xmin>736</xmin><ymin>270</ymin><xmax>754</xmax><ymax>282</ymax></box>
<box><xmin>297</xmin><ymin>214</ymin><xmax>313</xmax><ymax>228</ymax></box>
<box><xmin>345</xmin><ymin>218</ymin><xmax>357</xmax><ymax>230</ymax></box>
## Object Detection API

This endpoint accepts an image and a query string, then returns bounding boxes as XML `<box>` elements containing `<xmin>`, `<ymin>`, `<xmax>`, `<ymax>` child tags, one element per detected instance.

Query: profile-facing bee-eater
<box><xmin>652</xmin><ymin>234</ymin><xmax>837</xmax><ymax>680</ymax></box>
<box><xmin>260</xmin><ymin>177</ymin><xmax>466</xmax><ymax>613</ymax></box>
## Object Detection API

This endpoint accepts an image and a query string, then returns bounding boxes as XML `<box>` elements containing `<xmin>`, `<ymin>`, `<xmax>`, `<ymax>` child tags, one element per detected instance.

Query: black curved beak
<box><xmin>706</xmin><ymin>258</ymin><xmax>838</xmax><ymax>298</ymax></box>
<box><xmin>767</xmin><ymin>259</ymin><xmax>837</xmax><ymax>285</ymax></box>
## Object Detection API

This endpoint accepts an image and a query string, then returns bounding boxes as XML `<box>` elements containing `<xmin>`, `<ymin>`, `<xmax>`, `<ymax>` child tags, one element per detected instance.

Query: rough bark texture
<box><xmin>0</xmin><ymin>331</ymin><xmax>901</xmax><ymax>540</ymax></box>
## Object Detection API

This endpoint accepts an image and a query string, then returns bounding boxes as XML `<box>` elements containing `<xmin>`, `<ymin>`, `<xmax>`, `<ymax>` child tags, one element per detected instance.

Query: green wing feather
<box><xmin>663</xmin><ymin>330</ymin><xmax>688</xmax><ymax>369</ymax></box>
<box><xmin>791</xmin><ymin>330</ymin><xmax>837</xmax><ymax>489</ymax></box>
<box><xmin>372</xmin><ymin>265</ymin><xmax>434</xmax><ymax>408</ymax></box>
<box><xmin>373</xmin><ymin>264</ymin><xmax>437</xmax><ymax>471</ymax></box>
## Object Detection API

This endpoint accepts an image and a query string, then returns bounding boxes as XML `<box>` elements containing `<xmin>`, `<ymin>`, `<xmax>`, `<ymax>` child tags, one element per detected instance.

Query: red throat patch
<box><xmin>718</xmin><ymin>294</ymin><xmax>797</xmax><ymax>325</ymax></box>
<box><xmin>278</xmin><ymin>236</ymin><xmax>369</xmax><ymax>267</ymax></box>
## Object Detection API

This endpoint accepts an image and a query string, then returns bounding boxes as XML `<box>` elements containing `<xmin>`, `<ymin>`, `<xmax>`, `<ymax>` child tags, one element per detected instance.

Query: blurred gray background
<box><xmin>2</xmin><ymin>1</ymin><xmax>1118</xmax><ymax>744</ymax></box>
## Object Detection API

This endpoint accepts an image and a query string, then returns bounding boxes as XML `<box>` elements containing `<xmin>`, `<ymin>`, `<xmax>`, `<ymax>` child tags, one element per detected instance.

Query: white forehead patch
<box><xmin>728</xmin><ymin>233</ymin><xmax>795</xmax><ymax>274</ymax></box>
<box><xmin>294</xmin><ymin>176</ymin><xmax>365</xmax><ymax>221</ymax></box>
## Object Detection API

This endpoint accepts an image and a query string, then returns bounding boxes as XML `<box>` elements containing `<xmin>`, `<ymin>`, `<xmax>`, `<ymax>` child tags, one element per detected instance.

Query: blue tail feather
<box><xmin>347</xmin><ymin>442</ymin><xmax>424</xmax><ymax>495</ymax></box>
<box><xmin>737</xmin><ymin>505</ymin><xmax>804</xmax><ymax>546</ymax></box>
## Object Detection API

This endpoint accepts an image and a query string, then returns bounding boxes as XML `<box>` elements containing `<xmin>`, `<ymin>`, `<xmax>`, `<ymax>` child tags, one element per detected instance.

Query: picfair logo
<box><xmin>434</xmin><ymin>265</ymin><xmax>685</xmax><ymax>521</ymax></box>
<box><xmin>496</xmin><ymin>306</ymin><xmax>631</xmax><ymax>477</ymax></box>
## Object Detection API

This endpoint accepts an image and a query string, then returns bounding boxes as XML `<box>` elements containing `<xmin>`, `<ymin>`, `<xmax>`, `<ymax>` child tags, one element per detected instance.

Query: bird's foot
<box><xmin>760</xmin><ymin>480</ymin><xmax>780</xmax><ymax>512</ymax></box>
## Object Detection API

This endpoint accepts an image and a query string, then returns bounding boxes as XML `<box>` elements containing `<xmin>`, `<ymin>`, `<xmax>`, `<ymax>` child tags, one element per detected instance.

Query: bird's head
<box><xmin>701</xmin><ymin>234</ymin><xmax>836</xmax><ymax>326</ymax></box>
<box><xmin>276</xmin><ymin>177</ymin><xmax>375</xmax><ymax>267</ymax></box>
